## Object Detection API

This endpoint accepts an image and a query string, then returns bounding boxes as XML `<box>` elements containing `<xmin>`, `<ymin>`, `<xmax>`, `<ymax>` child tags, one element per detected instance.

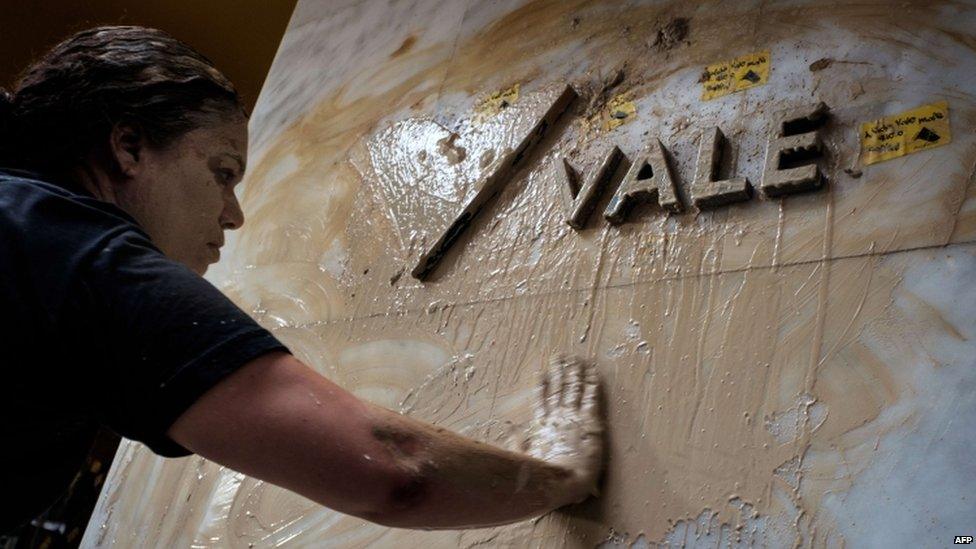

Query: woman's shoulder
<box><xmin>1</xmin><ymin>167</ymin><xmax>86</xmax><ymax>196</ymax></box>
<box><xmin>0</xmin><ymin>167</ymin><xmax>142</xmax><ymax>230</ymax></box>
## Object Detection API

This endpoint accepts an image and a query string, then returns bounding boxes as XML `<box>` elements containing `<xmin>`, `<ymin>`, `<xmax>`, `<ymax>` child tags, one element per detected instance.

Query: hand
<box><xmin>523</xmin><ymin>355</ymin><xmax>604</xmax><ymax>503</ymax></box>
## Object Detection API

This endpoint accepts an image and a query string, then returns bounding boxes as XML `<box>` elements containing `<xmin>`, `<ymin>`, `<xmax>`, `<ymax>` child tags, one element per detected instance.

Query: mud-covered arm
<box><xmin>167</xmin><ymin>352</ymin><xmax>604</xmax><ymax>529</ymax></box>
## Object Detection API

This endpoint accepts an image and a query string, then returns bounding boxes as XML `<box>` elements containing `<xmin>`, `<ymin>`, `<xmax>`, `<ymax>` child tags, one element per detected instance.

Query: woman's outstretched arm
<box><xmin>167</xmin><ymin>352</ymin><xmax>604</xmax><ymax>529</ymax></box>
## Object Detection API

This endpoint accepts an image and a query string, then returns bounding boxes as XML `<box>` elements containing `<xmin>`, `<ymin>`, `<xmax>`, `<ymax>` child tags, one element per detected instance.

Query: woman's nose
<box><xmin>220</xmin><ymin>191</ymin><xmax>245</xmax><ymax>230</ymax></box>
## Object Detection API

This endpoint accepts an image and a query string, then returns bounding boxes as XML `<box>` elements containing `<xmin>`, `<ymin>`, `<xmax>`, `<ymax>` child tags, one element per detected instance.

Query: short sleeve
<box><xmin>65</xmin><ymin>229</ymin><xmax>289</xmax><ymax>456</ymax></box>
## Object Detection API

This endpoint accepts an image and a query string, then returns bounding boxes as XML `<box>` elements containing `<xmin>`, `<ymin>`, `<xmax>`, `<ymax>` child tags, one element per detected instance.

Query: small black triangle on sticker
<box><xmin>913</xmin><ymin>127</ymin><xmax>941</xmax><ymax>142</ymax></box>
<box><xmin>740</xmin><ymin>70</ymin><xmax>761</xmax><ymax>83</ymax></box>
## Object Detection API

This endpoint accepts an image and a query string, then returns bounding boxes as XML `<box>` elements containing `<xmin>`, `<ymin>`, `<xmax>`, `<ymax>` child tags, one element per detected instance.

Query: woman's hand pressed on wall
<box><xmin>524</xmin><ymin>355</ymin><xmax>604</xmax><ymax>503</ymax></box>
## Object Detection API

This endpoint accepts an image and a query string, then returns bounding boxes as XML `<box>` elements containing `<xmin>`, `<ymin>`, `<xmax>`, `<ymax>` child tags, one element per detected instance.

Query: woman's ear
<box><xmin>108</xmin><ymin>122</ymin><xmax>145</xmax><ymax>178</ymax></box>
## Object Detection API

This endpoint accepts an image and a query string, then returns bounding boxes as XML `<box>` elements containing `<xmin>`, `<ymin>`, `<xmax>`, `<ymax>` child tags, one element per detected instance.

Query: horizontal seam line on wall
<box><xmin>282</xmin><ymin>237</ymin><xmax>976</xmax><ymax>329</ymax></box>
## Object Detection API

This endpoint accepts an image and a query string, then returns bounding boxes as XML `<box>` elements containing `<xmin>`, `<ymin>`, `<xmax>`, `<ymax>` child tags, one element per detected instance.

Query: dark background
<box><xmin>0</xmin><ymin>0</ymin><xmax>298</xmax><ymax>112</ymax></box>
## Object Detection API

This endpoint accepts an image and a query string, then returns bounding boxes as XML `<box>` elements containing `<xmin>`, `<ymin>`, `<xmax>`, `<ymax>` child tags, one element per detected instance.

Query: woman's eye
<box><xmin>219</xmin><ymin>169</ymin><xmax>236</xmax><ymax>184</ymax></box>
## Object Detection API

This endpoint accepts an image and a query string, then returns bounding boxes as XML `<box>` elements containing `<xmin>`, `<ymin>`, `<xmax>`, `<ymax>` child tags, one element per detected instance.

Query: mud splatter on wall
<box><xmin>85</xmin><ymin>1</ymin><xmax>976</xmax><ymax>546</ymax></box>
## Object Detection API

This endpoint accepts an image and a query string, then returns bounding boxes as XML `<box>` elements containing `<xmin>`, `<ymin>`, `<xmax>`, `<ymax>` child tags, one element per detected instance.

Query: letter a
<box><xmin>604</xmin><ymin>138</ymin><xmax>682</xmax><ymax>224</ymax></box>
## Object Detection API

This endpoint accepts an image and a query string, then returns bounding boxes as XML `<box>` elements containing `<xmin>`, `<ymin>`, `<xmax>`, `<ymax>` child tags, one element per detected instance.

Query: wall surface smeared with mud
<box><xmin>85</xmin><ymin>1</ymin><xmax>976</xmax><ymax>547</ymax></box>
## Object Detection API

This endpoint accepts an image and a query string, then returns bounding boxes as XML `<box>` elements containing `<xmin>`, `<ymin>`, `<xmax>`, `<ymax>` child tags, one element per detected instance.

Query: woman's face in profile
<box><xmin>119</xmin><ymin>116</ymin><xmax>249</xmax><ymax>275</ymax></box>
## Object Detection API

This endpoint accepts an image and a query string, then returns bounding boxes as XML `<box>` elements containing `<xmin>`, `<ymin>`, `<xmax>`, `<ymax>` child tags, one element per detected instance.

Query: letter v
<box><xmin>556</xmin><ymin>146</ymin><xmax>624</xmax><ymax>230</ymax></box>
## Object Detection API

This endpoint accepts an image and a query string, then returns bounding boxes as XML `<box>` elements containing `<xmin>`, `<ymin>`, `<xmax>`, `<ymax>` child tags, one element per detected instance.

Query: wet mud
<box><xmin>86</xmin><ymin>0</ymin><xmax>976</xmax><ymax>547</ymax></box>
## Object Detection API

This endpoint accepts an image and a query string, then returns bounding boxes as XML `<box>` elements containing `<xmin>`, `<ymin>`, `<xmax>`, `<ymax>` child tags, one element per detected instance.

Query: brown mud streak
<box><xmin>391</xmin><ymin>35</ymin><xmax>418</xmax><ymax>58</ymax></box>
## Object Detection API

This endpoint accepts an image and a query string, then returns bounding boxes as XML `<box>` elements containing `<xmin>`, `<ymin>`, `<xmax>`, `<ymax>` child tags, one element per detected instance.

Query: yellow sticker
<box><xmin>861</xmin><ymin>101</ymin><xmax>951</xmax><ymax>165</ymax></box>
<box><xmin>474</xmin><ymin>84</ymin><xmax>520</xmax><ymax>122</ymax></box>
<box><xmin>701</xmin><ymin>51</ymin><xmax>770</xmax><ymax>101</ymax></box>
<box><xmin>603</xmin><ymin>93</ymin><xmax>637</xmax><ymax>131</ymax></box>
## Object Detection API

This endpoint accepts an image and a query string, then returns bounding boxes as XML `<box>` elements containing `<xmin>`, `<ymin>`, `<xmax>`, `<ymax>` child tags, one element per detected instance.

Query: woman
<box><xmin>0</xmin><ymin>26</ymin><xmax>604</xmax><ymax>534</ymax></box>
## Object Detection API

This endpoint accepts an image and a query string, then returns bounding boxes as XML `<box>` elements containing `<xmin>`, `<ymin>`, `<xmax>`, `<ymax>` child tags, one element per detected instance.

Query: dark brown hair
<box><xmin>0</xmin><ymin>26</ymin><xmax>244</xmax><ymax>175</ymax></box>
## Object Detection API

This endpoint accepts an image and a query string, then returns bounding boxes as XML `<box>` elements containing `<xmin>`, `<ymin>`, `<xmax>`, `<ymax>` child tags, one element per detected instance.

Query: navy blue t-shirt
<box><xmin>0</xmin><ymin>168</ymin><xmax>289</xmax><ymax>532</ymax></box>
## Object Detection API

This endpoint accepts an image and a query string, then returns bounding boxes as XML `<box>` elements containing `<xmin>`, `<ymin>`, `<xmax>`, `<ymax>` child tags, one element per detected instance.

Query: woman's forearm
<box><xmin>360</xmin><ymin>403</ymin><xmax>584</xmax><ymax>529</ymax></box>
